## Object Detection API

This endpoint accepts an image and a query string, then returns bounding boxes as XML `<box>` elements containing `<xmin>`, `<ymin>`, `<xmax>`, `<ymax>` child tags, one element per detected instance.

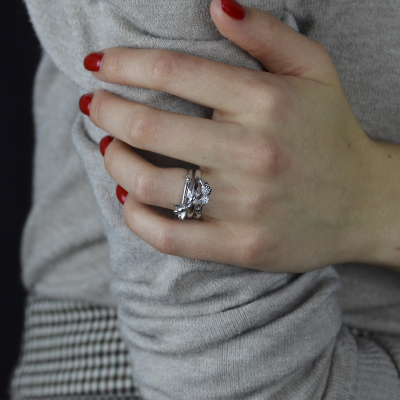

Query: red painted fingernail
<box><xmin>221</xmin><ymin>0</ymin><xmax>247</xmax><ymax>20</ymax></box>
<box><xmin>100</xmin><ymin>136</ymin><xmax>114</xmax><ymax>156</ymax></box>
<box><xmin>79</xmin><ymin>93</ymin><xmax>93</xmax><ymax>116</ymax></box>
<box><xmin>84</xmin><ymin>52</ymin><xmax>104</xmax><ymax>72</ymax></box>
<box><xmin>116</xmin><ymin>185</ymin><xmax>128</xmax><ymax>205</ymax></box>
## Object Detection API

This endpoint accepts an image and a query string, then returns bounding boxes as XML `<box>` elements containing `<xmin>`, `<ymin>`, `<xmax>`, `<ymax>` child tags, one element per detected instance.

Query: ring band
<box><xmin>172</xmin><ymin>169</ymin><xmax>193</xmax><ymax>220</ymax></box>
<box><xmin>192</xmin><ymin>170</ymin><xmax>203</xmax><ymax>219</ymax></box>
<box><xmin>172</xmin><ymin>169</ymin><xmax>211</xmax><ymax>220</ymax></box>
<box><xmin>191</xmin><ymin>170</ymin><xmax>212</xmax><ymax>219</ymax></box>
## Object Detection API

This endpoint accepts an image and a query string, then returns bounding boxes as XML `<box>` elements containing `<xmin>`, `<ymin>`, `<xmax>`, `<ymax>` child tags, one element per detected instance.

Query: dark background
<box><xmin>1</xmin><ymin>1</ymin><xmax>41</xmax><ymax>398</ymax></box>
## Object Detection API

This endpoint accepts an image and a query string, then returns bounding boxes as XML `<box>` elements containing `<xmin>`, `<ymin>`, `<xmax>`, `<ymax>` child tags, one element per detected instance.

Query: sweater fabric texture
<box><xmin>20</xmin><ymin>0</ymin><xmax>400</xmax><ymax>398</ymax></box>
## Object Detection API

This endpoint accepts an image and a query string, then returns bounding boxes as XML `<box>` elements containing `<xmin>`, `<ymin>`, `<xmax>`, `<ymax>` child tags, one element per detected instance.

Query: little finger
<box><xmin>123</xmin><ymin>194</ymin><xmax>247</xmax><ymax>266</ymax></box>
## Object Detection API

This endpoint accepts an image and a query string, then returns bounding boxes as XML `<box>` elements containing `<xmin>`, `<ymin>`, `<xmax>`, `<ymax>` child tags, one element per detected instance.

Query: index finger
<box><xmin>89</xmin><ymin>47</ymin><xmax>268</xmax><ymax>115</ymax></box>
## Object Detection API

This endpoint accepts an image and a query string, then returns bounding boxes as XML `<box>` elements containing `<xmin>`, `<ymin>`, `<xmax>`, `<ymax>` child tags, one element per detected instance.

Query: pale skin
<box><xmin>83</xmin><ymin>0</ymin><xmax>400</xmax><ymax>273</ymax></box>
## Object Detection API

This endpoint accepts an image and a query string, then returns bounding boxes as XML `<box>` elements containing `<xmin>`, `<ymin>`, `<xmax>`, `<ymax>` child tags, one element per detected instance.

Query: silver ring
<box><xmin>172</xmin><ymin>169</ymin><xmax>211</xmax><ymax>220</ymax></box>
<box><xmin>191</xmin><ymin>170</ymin><xmax>212</xmax><ymax>219</ymax></box>
<box><xmin>172</xmin><ymin>169</ymin><xmax>193</xmax><ymax>220</ymax></box>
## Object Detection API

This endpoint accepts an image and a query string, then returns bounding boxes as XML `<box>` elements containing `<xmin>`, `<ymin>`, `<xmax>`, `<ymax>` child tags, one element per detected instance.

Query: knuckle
<box><xmin>237</xmin><ymin>231</ymin><xmax>264</xmax><ymax>266</ymax></box>
<box><xmin>151</xmin><ymin>51</ymin><xmax>183</xmax><ymax>82</ymax></box>
<box><xmin>244</xmin><ymin>80</ymin><xmax>292</xmax><ymax>123</ymax></box>
<box><xmin>125</xmin><ymin>111</ymin><xmax>159</xmax><ymax>148</ymax></box>
<box><xmin>253</xmin><ymin>82</ymin><xmax>285</xmax><ymax>114</ymax></box>
<box><xmin>244</xmin><ymin>137</ymin><xmax>285</xmax><ymax>175</ymax></box>
<box><xmin>133</xmin><ymin>171</ymin><xmax>157</xmax><ymax>204</ymax></box>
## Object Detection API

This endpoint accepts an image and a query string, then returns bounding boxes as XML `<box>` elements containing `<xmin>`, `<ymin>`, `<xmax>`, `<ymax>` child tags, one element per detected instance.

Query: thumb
<box><xmin>210</xmin><ymin>0</ymin><xmax>338</xmax><ymax>85</ymax></box>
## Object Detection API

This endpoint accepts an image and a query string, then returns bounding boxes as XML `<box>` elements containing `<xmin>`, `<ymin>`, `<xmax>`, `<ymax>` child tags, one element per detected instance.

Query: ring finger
<box><xmin>105</xmin><ymin>139</ymin><xmax>227</xmax><ymax>220</ymax></box>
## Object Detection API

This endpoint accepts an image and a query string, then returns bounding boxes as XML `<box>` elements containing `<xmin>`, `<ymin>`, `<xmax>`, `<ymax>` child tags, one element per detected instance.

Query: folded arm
<box><xmin>24</xmin><ymin>0</ymin><xmax>400</xmax><ymax>398</ymax></box>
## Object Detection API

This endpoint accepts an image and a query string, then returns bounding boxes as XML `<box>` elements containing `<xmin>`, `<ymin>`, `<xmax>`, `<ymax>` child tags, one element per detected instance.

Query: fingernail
<box><xmin>84</xmin><ymin>52</ymin><xmax>104</xmax><ymax>72</ymax></box>
<box><xmin>100</xmin><ymin>136</ymin><xmax>114</xmax><ymax>156</ymax></box>
<box><xmin>79</xmin><ymin>93</ymin><xmax>93</xmax><ymax>116</ymax></box>
<box><xmin>116</xmin><ymin>185</ymin><xmax>128</xmax><ymax>205</ymax></box>
<box><xmin>221</xmin><ymin>0</ymin><xmax>247</xmax><ymax>20</ymax></box>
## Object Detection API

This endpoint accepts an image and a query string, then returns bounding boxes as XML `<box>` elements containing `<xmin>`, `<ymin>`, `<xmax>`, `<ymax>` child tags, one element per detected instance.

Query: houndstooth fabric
<box><xmin>9</xmin><ymin>294</ymin><xmax>139</xmax><ymax>400</ymax></box>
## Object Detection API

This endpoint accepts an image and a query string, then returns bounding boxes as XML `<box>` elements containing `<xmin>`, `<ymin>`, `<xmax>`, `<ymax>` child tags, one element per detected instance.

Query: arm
<box><xmin>24</xmin><ymin>0</ymin><xmax>400</xmax><ymax>398</ymax></box>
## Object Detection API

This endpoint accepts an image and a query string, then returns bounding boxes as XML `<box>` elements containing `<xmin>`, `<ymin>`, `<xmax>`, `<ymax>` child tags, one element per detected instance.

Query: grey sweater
<box><xmin>22</xmin><ymin>0</ymin><xmax>400</xmax><ymax>398</ymax></box>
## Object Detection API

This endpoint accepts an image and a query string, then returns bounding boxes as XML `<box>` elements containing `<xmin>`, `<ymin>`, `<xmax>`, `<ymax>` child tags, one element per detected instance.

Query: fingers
<box><xmin>90</xmin><ymin>89</ymin><xmax>240</xmax><ymax>169</ymax></box>
<box><xmin>210</xmin><ymin>0</ymin><xmax>339</xmax><ymax>85</ymax></box>
<box><xmin>91</xmin><ymin>47</ymin><xmax>271</xmax><ymax>116</ymax></box>
<box><xmin>123</xmin><ymin>194</ymin><xmax>244</xmax><ymax>266</ymax></box>
<box><xmin>105</xmin><ymin>139</ymin><xmax>219</xmax><ymax>218</ymax></box>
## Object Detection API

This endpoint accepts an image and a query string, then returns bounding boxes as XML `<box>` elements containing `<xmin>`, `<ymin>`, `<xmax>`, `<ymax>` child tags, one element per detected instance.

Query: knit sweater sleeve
<box><xmin>23</xmin><ymin>0</ymin><xmax>400</xmax><ymax>398</ymax></box>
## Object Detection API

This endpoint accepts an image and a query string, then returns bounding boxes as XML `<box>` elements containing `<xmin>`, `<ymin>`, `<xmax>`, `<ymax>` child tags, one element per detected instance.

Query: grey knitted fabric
<box><xmin>20</xmin><ymin>0</ymin><xmax>400</xmax><ymax>399</ymax></box>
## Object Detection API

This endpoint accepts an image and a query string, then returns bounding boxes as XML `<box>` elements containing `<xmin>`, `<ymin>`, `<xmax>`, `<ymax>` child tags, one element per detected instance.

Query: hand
<box><xmin>80</xmin><ymin>0</ymin><xmax>380</xmax><ymax>273</ymax></box>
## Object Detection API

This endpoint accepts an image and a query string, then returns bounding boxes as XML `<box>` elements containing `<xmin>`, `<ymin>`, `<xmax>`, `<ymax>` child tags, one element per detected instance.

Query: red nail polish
<box><xmin>79</xmin><ymin>93</ymin><xmax>93</xmax><ymax>116</ymax></box>
<box><xmin>100</xmin><ymin>136</ymin><xmax>114</xmax><ymax>156</ymax></box>
<box><xmin>84</xmin><ymin>52</ymin><xmax>104</xmax><ymax>72</ymax></box>
<box><xmin>221</xmin><ymin>0</ymin><xmax>247</xmax><ymax>20</ymax></box>
<box><xmin>116</xmin><ymin>185</ymin><xmax>128</xmax><ymax>205</ymax></box>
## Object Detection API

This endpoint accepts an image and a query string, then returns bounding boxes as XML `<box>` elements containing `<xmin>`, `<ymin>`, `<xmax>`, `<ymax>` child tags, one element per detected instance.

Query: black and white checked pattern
<box><xmin>9</xmin><ymin>294</ymin><xmax>139</xmax><ymax>400</ymax></box>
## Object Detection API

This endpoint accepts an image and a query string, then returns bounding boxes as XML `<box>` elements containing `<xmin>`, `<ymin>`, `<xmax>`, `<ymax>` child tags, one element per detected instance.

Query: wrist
<box><xmin>348</xmin><ymin>138</ymin><xmax>400</xmax><ymax>271</ymax></box>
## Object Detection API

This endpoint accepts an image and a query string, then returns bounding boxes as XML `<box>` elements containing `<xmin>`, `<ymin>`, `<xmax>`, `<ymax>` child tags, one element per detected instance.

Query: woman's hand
<box><xmin>79</xmin><ymin>0</ymin><xmax>392</xmax><ymax>273</ymax></box>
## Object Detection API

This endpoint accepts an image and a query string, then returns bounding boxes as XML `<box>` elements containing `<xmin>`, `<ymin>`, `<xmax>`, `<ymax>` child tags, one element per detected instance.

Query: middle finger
<box><xmin>90</xmin><ymin>89</ymin><xmax>240</xmax><ymax>169</ymax></box>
